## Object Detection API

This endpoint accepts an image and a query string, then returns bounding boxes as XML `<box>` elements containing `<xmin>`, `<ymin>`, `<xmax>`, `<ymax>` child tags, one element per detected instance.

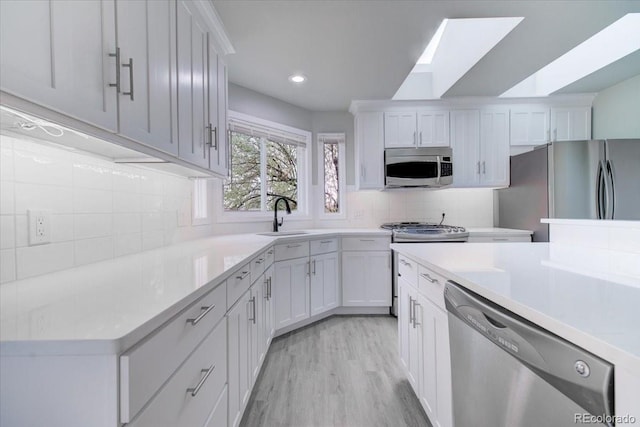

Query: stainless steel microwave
<box><xmin>384</xmin><ymin>147</ymin><xmax>453</xmax><ymax>188</ymax></box>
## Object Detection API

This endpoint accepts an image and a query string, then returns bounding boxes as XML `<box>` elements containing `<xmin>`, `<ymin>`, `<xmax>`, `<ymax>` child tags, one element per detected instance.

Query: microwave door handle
<box><xmin>436</xmin><ymin>156</ymin><xmax>442</xmax><ymax>184</ymax></box>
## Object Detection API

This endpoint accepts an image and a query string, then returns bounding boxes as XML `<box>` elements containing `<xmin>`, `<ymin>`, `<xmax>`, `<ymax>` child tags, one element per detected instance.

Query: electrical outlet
<box><xmin>28</xmin><ymin>209</ymin><xmax>51</xmax><ymax>245</ymax></box>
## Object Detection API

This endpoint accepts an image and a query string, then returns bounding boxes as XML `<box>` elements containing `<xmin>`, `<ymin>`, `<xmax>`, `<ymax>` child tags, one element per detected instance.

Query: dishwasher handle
<box><xmin>444</xmin><ymin>280</ymin><xmax>614</xmax><ymax>420</ymax></box>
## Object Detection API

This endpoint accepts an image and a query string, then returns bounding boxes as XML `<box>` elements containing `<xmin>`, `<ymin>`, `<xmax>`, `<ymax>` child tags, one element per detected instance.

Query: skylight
<box><xmin>501</xmin><ymin>13</ymin><xmax>640</xmax><ymax>97</ymax></box>
<box><xmin>394</xmin><ymin>17</ymin><xmax>524</xmax><ymax>100</ymax></box>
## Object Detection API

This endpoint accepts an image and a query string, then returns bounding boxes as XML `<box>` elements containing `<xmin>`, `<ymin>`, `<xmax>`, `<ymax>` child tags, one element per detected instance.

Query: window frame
<box><xmin>216</xmin><ymin>111</ymin><xmax>311</xmax><ymax>223</ymax></box>
<box><xmin>317</xmin><ymin>132</ymin><xmax>346</xmax><ymax>220</ymax></box>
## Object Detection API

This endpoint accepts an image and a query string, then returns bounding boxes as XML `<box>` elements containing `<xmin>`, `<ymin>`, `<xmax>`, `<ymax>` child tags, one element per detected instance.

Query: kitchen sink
<box><xmin>257</xmin><ymin>231</ymin><xmax>309</xmax><ymax>236</ymax></box>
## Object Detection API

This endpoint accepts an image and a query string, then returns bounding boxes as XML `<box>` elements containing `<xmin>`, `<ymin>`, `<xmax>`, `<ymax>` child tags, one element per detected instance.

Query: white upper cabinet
<box><xmin>355</xmin><ymin>112</ymin><xmax>385</xmax><ymax>190</ymax></box>
<box><xmin>450</xmin><ymin>110</ymin><xmax>481</xmax><ymax>187</ymax></box>
<box><xmin>510</xmin><ymin>107</ymin><xmax>550</xmax><ymax>146</ymax></box>
<box><xmin>451</xmin><ymin>109</ymin><xmax>508</xmax><ymax>187</ymax></box>
<box><xmin>550</xmin><ymin>107</ymin><xmax>591</xmax><ymax>141</ymax></box>
<box><xmin>0</xmin><ymin>0</ymin><xmax>118</xmax><ymax>131</ymax></box>
<box><xmin>384</xmin><ymin>112</ymin><xmax>417</xmax><ymax>147</ymax></box>
<box><xmin>417</xmin><ymin>110</ymin><xmax>450</xmax><ymax>147</ymax></box>
<box><xmin>177</xmin><ymin>1</ymin><xmax>210</xmax><ymax>169</ymax></box>
<box><xmin>116</xmin><ymin>0</ymin><xmax>178</xmax><ymax>155</ymax></box>
<box><xmin>479</xmin><ymin>109</ymin><xmax>510</xmax><ymax>187</ymax></box>
<box><xmin>209</xmin><ymin>53</ymin><xmax>228</xmax><ymax>175</ymax></box>
<box><xmin>384</xmin><ymin>110</ymin><xmax>450</xmax><ymax>148</ymax></box>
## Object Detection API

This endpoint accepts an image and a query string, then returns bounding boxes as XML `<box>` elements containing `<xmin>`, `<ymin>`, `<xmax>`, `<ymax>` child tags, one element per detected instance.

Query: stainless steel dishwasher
<box><xmin>444</xmin><ymin>281</ymin><xmax>614</xmax><ymax>427</ymax></box>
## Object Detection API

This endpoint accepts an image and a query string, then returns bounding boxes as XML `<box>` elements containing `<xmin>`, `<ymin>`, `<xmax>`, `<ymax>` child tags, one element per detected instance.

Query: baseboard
<box><xmin>274</xmin><ymin>306</ymin><xmax>391</xmax><ymax>338</ymax></box>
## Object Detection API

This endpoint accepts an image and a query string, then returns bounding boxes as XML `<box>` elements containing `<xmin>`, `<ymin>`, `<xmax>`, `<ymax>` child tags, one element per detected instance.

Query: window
<box><xmin>318</xmin><ymin>133</ymin><xmax>346</xmax><ymax>217</ymax></box>
<box><xmin>221</xmin><ymin>112</ymin><xmax>310</xmax><ymax>219</ymax></box>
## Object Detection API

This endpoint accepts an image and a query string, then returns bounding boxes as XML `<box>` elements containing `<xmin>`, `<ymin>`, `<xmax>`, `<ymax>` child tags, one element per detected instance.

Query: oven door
<box><xmin>385</xmin><ymin>155</ymin><xmax>441</xmax><ymax>187</ymax></box>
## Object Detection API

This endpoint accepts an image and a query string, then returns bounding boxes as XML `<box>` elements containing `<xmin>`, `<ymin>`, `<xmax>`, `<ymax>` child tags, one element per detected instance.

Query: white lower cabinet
<box><xmin>204</xmin><ymin>386</ymin><xmax>228</xmax><ymax>427</ymax></box>
<box><xmin>249</xmin><ymin>279</ymin><xmax>263</xmax><ymax>383</ymax></box>
<box><xmin>398</xmin><ymin>260</ymin><xmax>452</xmax><ymax>427</ymax></box>
<box><xmin>127</xmin><ymin>319</ymin><xmax>227</xmax><ymax>427</ymax></box>
<box><xmin>274</xmin><ymin>257</ymin><xmax>310</xmax><ymax>329</ymax></box>
<box><xmin>341</xmin><ymin>250</ymin><xmax>391</xmax><ymax>306</ymax></box>
<box><xmin>227</xmin><ymin>291</ymin><xmax>251</xmax><ymax>427</ymax></box>
<box><xmin>310</xmin><ymin>252</ymin><xmax>339</xmax><ymax>316</ymax></box>
<box><xmin>263</xmin><ymin>265</ymin><xmax>275</xmax><ymax>348</ymax></box>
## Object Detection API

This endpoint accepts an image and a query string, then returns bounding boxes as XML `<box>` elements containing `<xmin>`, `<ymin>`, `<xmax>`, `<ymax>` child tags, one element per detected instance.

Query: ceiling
<box><xmin>213</xmin><ymin>1</ymin><xmax>640</xmax><ymax>111</ymax></box>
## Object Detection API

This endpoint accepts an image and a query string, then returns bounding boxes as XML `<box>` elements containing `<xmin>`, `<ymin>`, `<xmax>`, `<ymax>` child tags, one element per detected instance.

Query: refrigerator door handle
<box><xmin>606</xmin><ymin>160</ymin><xmax>615</xmax><ymax>219</ymax></box>
<box><xmin>596</xmin><ymin>161</ymin><xmax>605</xmax><ymax>220</ymax></box>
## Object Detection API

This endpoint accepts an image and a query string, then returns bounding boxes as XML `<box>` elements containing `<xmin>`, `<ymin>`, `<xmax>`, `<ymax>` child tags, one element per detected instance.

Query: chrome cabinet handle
<box><xmin>420</xmin><ymin>273</ymin><xmax>437</xmax><ymax>283</ymax></box>
<box><xmin>482</xmin><ymin>161</ymin><xmax>486</xmax><ymax>174</ymax></box>
<box><xmin>419</xmin><ymin>131</ymin><xmax>423</xmax><ymax>146</ymax></box>
<box><xmin>122</xmin><ymin>57</ymin><xmax>134</xmax><ymax>101</ymax></box>
<box><xmin>492</xmin><ymin>238</ymin><xmax>509</xmax><ymax>242</ymax></box>
<box><xmin>312</xmin><ymin>259</ymin><xmax>316</xmax><ymax>275</ymax></box>
<box><xmin>287</xmin><ymin>244</ymin><xmax>301</xmax><ymax>248</ymax></box>
<box><xmin>412</xmin><ymin>301</ymin><xmax>420</xmax><ymax>328</ymax></box>
<box><xmin>320</xmin><ymin>240</ymin><xmax>333</xmax><ymax>244</ymax></box>
<box><xmin>409</xmin><ymin>296</ymin><xmax>414</xmax><ymax>326</ymax></box>
<box><xmin>249</xmin><ymin>297</ymin><xmax>256</xmax><ymax>323</ymax></box>
<box><xmin>212</xmin><ymin>126</ymin><xmax>218</xmax><ymax>150</ymax></box>
<box><xmin>264</xmin><ymin>276</ymin><xmax>270</xmax><ymax>299</ymax></box>
<box><xmin>359</xmin><ymin>239</ymin><xmax>375</xmax><ymax>242</ymax></box>
<box><xmin>108</xmin><ymin>47</ymin><xmax>121</xmax><ymax>93</ymax></box>
<box><xmin>236</xmin><ymin>270</ymin><xmax>249</xmax><ymax>280</ymax></box>
<box><xmin>267</xmin><ymin>249</ymin><xmax>274</xmax><ymax>255</ymax></box>
<box><xmin>255</xmin><ymin>258</ymin><xmax>264</xmax><ymax>265</ymax></box>
<box><xmin>400</xmin><ymin>259</ymin><xmax>412</xmax><ymax>267</ymax></box>
<box><xmin>186</xmin><ymin>305</ymin><xmax>216</xmax><ymax>326</ymax></box>
<box><xmin>268</xmin><ymin>277</ymin><xmax>272</xmax><ymax>299</ymax></box>
<box><xmin>187</xmin><ymin>364</ymin><xmax>215</xmax><ymax>397</ymax></box>
<box><xmin>477</xmin><ymin>161</ymin><xmax>481</xmax><ymax>174</ymax></box>
<box><xmin>306</xmin><ymin>261</ymin><xmax>310</xmax><ymax>276</ymax></box>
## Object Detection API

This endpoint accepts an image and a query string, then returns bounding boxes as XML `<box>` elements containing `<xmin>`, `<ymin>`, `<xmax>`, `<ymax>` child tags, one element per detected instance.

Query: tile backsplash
<box><xmin>0</xmin><ymin>134</ymin><xmax>211</xmax><ymax>283</ymax></box>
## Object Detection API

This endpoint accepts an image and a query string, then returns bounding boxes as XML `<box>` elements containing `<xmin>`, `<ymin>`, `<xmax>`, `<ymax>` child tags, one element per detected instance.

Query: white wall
<box><xmin>592</xmin><ymin>74</ymin><xmax>640</xmax><ymax>139</ymax></box>
<box><xmin>0</xmin><ymin>134</ymin><xmax>213</xmax><ymax>284</ymax></box>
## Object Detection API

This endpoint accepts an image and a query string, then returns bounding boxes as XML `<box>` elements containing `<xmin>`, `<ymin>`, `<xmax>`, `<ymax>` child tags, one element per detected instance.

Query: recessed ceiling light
<box><xmin>501</xmin><ymin>13</ymin><xmax>640</xmax><ymax>97</ymax></box>
<box><xmin>289</xmin><ymin>74</ymin><xmax>306</xmax><ymax>84</ymax></box>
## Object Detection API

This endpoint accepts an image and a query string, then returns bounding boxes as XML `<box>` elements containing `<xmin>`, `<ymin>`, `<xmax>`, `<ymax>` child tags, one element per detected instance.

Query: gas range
<box><xmin>381</xmin><ymin>222</ymin><xmax>469</xmax><ymax>243</ymax></box>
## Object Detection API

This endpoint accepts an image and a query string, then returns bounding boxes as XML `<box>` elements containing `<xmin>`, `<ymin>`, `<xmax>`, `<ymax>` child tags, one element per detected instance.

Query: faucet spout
<box><xmin>273</xmin><ymin>196</ymin><xmax>292</xmax><ymax>232</ymax></box>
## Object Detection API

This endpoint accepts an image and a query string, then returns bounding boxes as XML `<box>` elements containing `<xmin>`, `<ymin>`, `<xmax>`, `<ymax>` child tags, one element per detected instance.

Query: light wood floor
<box><xmin>240</xmin><ymin>316</ymin><xmax>431</xmax><ymax>427</ymax></box>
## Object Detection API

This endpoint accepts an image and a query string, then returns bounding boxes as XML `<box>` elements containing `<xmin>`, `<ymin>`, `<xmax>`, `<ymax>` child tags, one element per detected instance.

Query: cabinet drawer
<box><xmin>227</xmin><ymin>262</ymin><xmax>251</xmax><ymax>309</ymax></box>
<box><xmin>120</xmin><ymin>282</ymin><xmax>226</xmax><ymax>423</ymax></box>
<box><xmin>275</xmin><ymin>241</ymin><xmax>309</xmax><ymax>261</ymax></box>
<box><xmin>398</xmin><ymin>254</ymin><xmax>418</xmax><ymax>287</ymax></box>
<box><xmin>342</xmin><ymin>236</ymin><xmax>390</xmax><ymax>251</ymax></box>
<box><xmin>127</xmin><ymin>319</ymin><xmax>227</xmax><ymax>427</ymax></box>
<box><xmin>310</xmin><ymin>238</ymin><xmax>338</xmax><ymax>255</ymax></box>
<box><xmin>250</xmin><ymin>252</ymin><xmax>267</xmax><ymax>284</ymax></box>
<box><xmin>264</xmin><ymin>246</ymin><xmax>275</xmax><ymax>267</ymax></box>
<box><xmin>417</xmin><ymin>265</ymin><xmax>447</xmax><ymax>310</ymax></box>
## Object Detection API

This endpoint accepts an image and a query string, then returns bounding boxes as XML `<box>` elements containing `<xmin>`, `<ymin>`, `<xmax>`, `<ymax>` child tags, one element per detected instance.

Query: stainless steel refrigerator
<box><xmin>498</xmin><ymin>139</ymin><xmax>640</xmax><ymax>241</ymax></box>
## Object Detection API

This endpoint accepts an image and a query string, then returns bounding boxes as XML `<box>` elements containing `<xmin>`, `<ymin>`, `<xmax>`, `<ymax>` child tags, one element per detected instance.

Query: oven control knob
<box><xmin>574</xmin><ymin>360</ymin><xmax>590</xmax><ymax>377</ymax></box>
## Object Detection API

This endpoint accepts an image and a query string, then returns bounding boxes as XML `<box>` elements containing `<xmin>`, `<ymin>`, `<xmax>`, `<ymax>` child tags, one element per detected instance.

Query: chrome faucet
<box><xmin>273</xmin><ymin>197</ymin><xmax>292</xmax><ymax>232</ymax></box>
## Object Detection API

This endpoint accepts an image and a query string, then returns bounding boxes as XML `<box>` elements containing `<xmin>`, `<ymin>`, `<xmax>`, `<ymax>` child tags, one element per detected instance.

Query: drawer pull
<box><xmin>236</xmin><ymin>271</ymin><xmax>249</xmax><ymax>280</ymax></box>
<box><xmin>420</xmin><ymin>273</ymin><xmax>438</xmax><ymax>283</ymax></box>
<box><xmin>186</xmin><ymin>364</ymin><xmax>215</xmax><ymax>397</ymax></box>
<box><xmin>492</xmin><ymin>238</ymin><xmax>509</xmax><ymax>241</ymax></box>
<box><xmin>249</xmin><ymin>297</ymin><xmax>256</xmax><ymax>324</ymax></box>
<box><xmin>400</xmin><ymin>259</ymin><xmax>412</xmax><ymax>267</ymax></box>
<box><xmin>359</xmin><ymin>239</ymin><xmax>375</xmax><ymax>242</ymax></box>
<box><xmin>186</xmin><ymin>305</ymin><xmax>216</xmax><ymax>326</ymax></box>
<box><xmin>286</xmin><ymin>244</ymin><xmax>302</xmax><ymax>248</ymax></box>
<box><xmin>255</xmin><ymin>258</ymin><xmax>264</xmax><ymax>264</ymax></box>
<box><xmin>267</xmin><ymin>249</ymin><xmax>274</xmax><ymax>255</ymax></box>
<box><xmin>320</xmin><ymin>240</ymin><xmax>333</xmax><ymax>244</ymax></box>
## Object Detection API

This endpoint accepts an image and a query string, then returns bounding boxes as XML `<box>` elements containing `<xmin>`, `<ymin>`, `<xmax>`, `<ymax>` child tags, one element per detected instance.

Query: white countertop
<box><xmin>0</xmin><ymin>229</ymin><xmax>389</xmax><ymax>356</ymax></box>
<box><xmin>391</xmin><ymin>242</ymin><xmax>640</xmax><ymax>375</ymax></box>
<box><xmin>465</xmin><ymin>227</ymin><xmax>533</xmax><ymax>236</ymax></box>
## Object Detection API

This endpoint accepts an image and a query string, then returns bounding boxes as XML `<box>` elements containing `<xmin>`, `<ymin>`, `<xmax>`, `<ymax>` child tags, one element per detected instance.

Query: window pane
<box><xmin>266</xmin><ymin>139</ymin><xmax>298</xmax><ymax>211</ymax></box>
<box><xmin>324</xmin><ymin>142</ymin><xmax>339</xmax><ymax>213</ymax></box>
<box><xmin>224</xmin><ymin>132</ymin><xmax>262</xmax><ymax>211</ymax></box>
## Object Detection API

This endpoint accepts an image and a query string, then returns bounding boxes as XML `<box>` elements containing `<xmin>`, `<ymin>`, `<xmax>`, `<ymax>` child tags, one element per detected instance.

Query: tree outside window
<box><xmin>318</xmin><ymin>133</ymin><xmax>345</xmax><ymax>216</ymax></box>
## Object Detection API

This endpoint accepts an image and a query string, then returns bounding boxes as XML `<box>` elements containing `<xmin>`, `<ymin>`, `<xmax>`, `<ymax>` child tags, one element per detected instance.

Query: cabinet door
<box><xmin>176</xmin><ymin>1</ymin><xmax>209</xmax><ymax>168</ymax></box>
<box><xmin>117</xmin><ymin>0</ymin><xmax>178</xmax><ymax>155</ymax></box>
<box><xmin>384</xmin><ymin>112</ymin><xmax>417</xmax><ymax>148</ymax></box>
<box><xmin>273</xmin><ymin>258</ymin><xmax>310</xmax><ymax>330</ymax></box>
<box><xmin>355</xmin><ymin>112</ymin><xmax>385</xmax><ymax>190</ymax></box>
<box><xmin>249</xmin><ymin>282</ymin><xmax>263</xmax><ymax>383</ymax></box>
<box><xmin>342</xmin><ymin>251</ymin><xmax>391</xmax><ymax>306</ymax></box>
<box><xmin>434</xmin><ymin>306</ymin><xmax>453</xmax><ymax>427</ymax></box>
<box><xmin>310</xmin><ymin>252</ymin><xmax>339</xmax><ymax>316</ymax></box>
<box><xmin>264</xmin><ymin>265</ymin><xmax>275</xmax><ymax>347</ymax></box>
<box><xmin>480</xmin><ymin>109</ymin><xmax>510</xmax><ymax>187</ymax></box>
<box><xmin>550</xmin><ymin>107</ymin><xmax>591</xmax><ymax>141</ymax></box>
<box><xmin>209</xmin><ymin>55</ymin><xmax>229</xmax><ymax>175</ymax></box>
<box><xmin>0</xmin><ymin>0</ymin><xmax>117</xmax><ymax>131</ymax></box>
<box><xmin>398</xmin><ymin>279</ymin><xmax>411</xmax><ymax>372</ymax></box>
<box><xmin>417</xmin><ymin>111</ymin><xmax>450</xmax><ymax>147</ymax></box>
<box><xmin>419</xmin><ymin>295</ymin><xmax>437</xmax><ymax>422</ymax></box>
<box><xmin>408</xmin><ymin>288</ymin><xmax>421</xmax><ymax>393</ymax></box>
<box><xmin>227</xmin><ymin>291</ymin><xmax>251</xmax><ymax>427</ymax></box>
<box><xmin>510</xmin><ymin>107</ymin><xmax>549</xmax><ymax>146</ymax></box>
<box><xmin>450</xmin><ymin>110</ymin><xmax>480</xmax><ymax>187</ymax></box>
